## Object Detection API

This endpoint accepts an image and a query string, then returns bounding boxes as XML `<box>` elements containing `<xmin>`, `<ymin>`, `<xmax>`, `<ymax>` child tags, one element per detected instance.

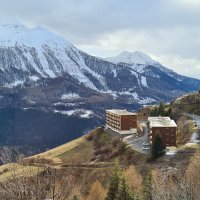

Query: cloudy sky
<box><xmin>0</xmin><ymin>0</ymin><xmax>200</xmax><ymax>78</ymax></box>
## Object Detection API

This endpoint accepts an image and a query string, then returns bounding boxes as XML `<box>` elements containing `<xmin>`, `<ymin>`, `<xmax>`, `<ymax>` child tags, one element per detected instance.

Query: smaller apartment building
<box><xmin>106</xmin><ymin>109</ymin><xmax>137</xmax><ymax>134</ymax></box>
<box><xmin>148</xmin><ymin>117</ymin><xmax>177</xmax><ymax>147</ymax></box>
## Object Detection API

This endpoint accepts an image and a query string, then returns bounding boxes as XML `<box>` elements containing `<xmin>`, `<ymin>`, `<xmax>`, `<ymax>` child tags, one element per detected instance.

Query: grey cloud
<box><xmin>0</xmin><ymin>0</ymin><xmax>200</xmax><ymax>78</ymax></box>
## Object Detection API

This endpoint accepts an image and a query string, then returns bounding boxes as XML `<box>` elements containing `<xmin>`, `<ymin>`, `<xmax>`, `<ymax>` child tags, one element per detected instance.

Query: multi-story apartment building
<box><xmin>106</xmin><ymin>109</ymin><xmax>137</xmax><ymax>134</ymax></box>
<box><xmin>148</xmin><ymin>117</ymin><xmax>177</xmax><ymax>147</ymax></box>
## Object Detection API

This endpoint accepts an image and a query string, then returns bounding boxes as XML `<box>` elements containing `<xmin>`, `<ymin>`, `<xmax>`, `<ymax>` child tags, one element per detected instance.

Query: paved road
<box><xmin>123</xmin><ymin>124</ymin><xmax>149</xmax><ymax>154</ymax></box>
<box><xmin>184</xmin><ymin>113</ymin><xmax>200</xmax><ymax>144</ymax></box>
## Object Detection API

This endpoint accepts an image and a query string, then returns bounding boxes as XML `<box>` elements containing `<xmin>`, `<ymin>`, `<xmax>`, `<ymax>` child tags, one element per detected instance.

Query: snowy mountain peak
<box><xmin>0</xmin><ymin>17</ymin><xmax>25</xmax><ymax>28</ymax></box>
<box><xmin>106</xmin><ymin>51</ymin><xmax>159</xmax><ymax>65</ymax></box>
<box><xmin>0</xmin><ymin>19</ymin><xmax>105</xmax><ymax>89</ymax></box>
<box><xmin>0</xmin><ymin>19</ymin><xmax>72</xmax><ymax>49</ymax></box>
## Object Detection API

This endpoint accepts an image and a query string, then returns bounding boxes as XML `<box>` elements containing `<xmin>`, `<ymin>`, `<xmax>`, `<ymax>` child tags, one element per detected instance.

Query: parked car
<box><xmin>142</xmin><ymin>146</ymin><xmax>150</xmax><ymax>150</ymax></box>
<box><xmin>142</xmin><ymin>142</ymin><xmax>150</xmax><ymax>146</ymax></box>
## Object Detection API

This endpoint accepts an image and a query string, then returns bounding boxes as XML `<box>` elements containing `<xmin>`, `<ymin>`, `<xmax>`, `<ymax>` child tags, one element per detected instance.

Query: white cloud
<box><xmin>0</xmin><ymin>0</ymin><xmax>200</xmax><ymax>79</ymax></box>
<box><xmin>176</xmin><ymin>0</ymin><xmax>200</xmax><ymax>7</ymax></box>
<box><xmin>77</xmin><ymin>27</ymin><xmax>200</xmax><ymax>79</ymax></box>
<box><xmin>150</xmin><ymin>54</ymin><xmax>200</xmax><ymax>79</ymax></box>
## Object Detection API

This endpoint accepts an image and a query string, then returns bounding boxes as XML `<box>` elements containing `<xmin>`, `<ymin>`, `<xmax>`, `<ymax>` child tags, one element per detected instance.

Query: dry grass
<box><xmin>0</xmin><ymin>163</ymin><xmax>42</xmax><ymax>182</ymax></box>
<box><xmin>58</xmin><ymin>139</ymin><xmax>93</xmax><ymax>164</ymax></box>
<box><xmin>29</xmin><ymin>136</ymin><xmax>88</xmax><ymax>165</ymax></box>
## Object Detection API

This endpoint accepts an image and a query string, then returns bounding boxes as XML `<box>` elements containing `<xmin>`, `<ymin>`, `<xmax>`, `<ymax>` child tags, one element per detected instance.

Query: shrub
<box><xmin>117</xmin><ymin>142</ymin><xmax>127</xmax><ymax>155</ymax></box>
<box><xmin>112</xmin><ymin>138</ymin><xmax>121</xmax><ymax>148</ymax></box>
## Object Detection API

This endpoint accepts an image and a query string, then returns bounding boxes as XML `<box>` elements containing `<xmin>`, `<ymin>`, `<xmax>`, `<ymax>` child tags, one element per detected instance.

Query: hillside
<box><xmin>137</xmin><ymin>91</ymin><xmax>200</xmax><ymax>119</ymax></box>
<box><xmin>26</xmin><ymin>127</ymin><xmax>146</xmax><ymax>167</ymax></box>
<box><xmin>0</xmin><ymin>128</ymin><xmax>147</xmax><ymax>199</ymax></box>
<box><xmin>171</xmin><ymin>92</ymin><xmax>200</xmax><ymax>117</ymax></box>
<box><xmin>0</xmin><ymin>124</ymin><xmax>199</xmax><ymax>199</ymax></box>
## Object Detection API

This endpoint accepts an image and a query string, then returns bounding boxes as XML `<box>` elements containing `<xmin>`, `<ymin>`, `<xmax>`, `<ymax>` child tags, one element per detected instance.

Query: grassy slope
<box><xmin>0</xmin><ymin>110</ymin><xmax>198</xmax><ymax>198</ymax></box>
<box><xmin>29</xmin><ymin>127</ymin><xmax>146</xmax><ymax>167</ymax></box>
<box><xmin>31</xmin><ymin>135</ymin><xmax>92</xmax><ymax>165</ymax></box>
<box><xmin>0</xmin><ymin>163</ymin><xmax>42</xmax><ymax>181</ymax></box>
<box><xmin>171</xmin><ymin>92</ymin><xmax>200</xmax><ymax>115</ymax></box>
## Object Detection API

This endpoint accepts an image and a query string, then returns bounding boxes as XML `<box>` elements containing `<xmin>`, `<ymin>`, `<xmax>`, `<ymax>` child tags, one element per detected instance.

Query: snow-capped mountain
<box><xmin>0</xmin><ymin>19</ymin><xmax>199</xmax><ymax>108</ymax></box>
<box><xmin>0</xmin><ymin>19</ymin><xmax>106</xmax><ymax>90</ymax></box>
<box><xmin>0</xmin><ymin>19</ymin><xmax>200</xmax><ymax>153</ymax></box>
<box><xmin>106</xmin><ymin>51</ymin><xmax>158</xmax><ymax>65</ymax></box>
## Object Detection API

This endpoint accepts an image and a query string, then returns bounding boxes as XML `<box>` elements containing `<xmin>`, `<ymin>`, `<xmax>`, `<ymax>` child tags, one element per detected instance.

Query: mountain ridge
<box><xmin>0</xmin><ymin>19</ymin><xmax>199</xmax><ymax>154</ymax></box>
<box><xmin>0</xmin><ymin>19</ymin><xmax>199</xmax><ymax>109</ymax></box>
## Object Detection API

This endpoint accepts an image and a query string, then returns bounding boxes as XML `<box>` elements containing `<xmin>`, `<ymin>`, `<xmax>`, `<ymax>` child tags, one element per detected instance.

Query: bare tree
<box><xmin>152</xmin><ymin>149</ymin><xmax>200</xmax><ymax>200</ymax></box>
<box><xmin>177</xmin><ymin>117</ymin><xmax>195</xmax><ymax>144</ymax></box>
<box><xmin>0</xmin><ymin>148</ymin><xmax>77</xmax><ymax>200</ymax></box>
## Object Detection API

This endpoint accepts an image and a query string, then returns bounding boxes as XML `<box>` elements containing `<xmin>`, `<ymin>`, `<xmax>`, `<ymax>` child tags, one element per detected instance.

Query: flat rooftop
<box><xmin>106</xmin><ymin>109</ymin><xmax>137</xmax><ymax>116</ymax></box>
<box><xmin>148</xmin><ymin>116</ymin><xmax>177</xmax><ymax>128</ymax></box>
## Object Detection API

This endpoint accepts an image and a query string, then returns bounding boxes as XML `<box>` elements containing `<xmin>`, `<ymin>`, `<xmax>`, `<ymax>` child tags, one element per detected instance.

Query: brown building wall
<box><xmin>121</xmin><ymin>115</ymin><xmax>137</xmax><ymax>130</ymax></box>
<box><xmin>106</xmin><ymin>112</ymin><xmax>137</xmax><ymax>131</ymax></box>
<box><xmin>150</xmin><ymin>127</ymin><xmax>176</xmax><ymax>147</ymax></box>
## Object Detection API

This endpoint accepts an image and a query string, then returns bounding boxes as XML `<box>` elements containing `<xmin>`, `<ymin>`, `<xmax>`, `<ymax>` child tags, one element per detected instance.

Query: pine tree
<box><xmin>168</xmin><ymin>106</ymin><xmax>172</xmax><ymax>117</ymax></box>
<box><xmin>105</xmin><ymin>163</ymin><xmax>122</xmax><ymax>200</ymax></box>
<box><xmin>151</xmin><ymin>134</ymin><xmax>165</xmax><ymax>160</ymax></box>
<box><xmin>116</xmin><ymin>176</ymin><xmax>135</xmax><ymax>200</ymax></box>
<box><xmin>158</xmin><ymin>101</ymin><xmax>165</xmax><ymax>116</ymax></box>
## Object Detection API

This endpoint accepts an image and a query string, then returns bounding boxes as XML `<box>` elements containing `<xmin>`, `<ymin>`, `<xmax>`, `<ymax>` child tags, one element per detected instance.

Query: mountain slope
<box><xmin>0</xmin><ymin>19</ymin><xmax>199</xmax><ymax>153</ymax></box>
<box><xmin>0</xmin><ymin>19</ymin><xmax>199</xmax><ymax>107</ymax></box>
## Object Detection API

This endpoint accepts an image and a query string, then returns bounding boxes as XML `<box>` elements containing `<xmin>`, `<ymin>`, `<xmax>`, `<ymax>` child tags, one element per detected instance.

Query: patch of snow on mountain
<box><xmin>141</xmin><ymin>76</ymin><xmax>148</xmax><ymax>87</ymax></box>
<box><xmin>61</xmin><ymin>93</ymin><xmax>80</xmax><ymax>100</ymax></box>
<box><xmin>138</xmin><ymin>97</ymin><xmax>156</xmax><ymax>104</ymax></box>
<box><xmin>54</xmin><ymin>109</ymin><xmax>93</xmax><ymax>118</ymax></box>
<box><xmin>29</xmin><ymin>76</ymin><xmax>39</xmax><ymax>81</ymax></box>
<box><xmin>119</xmin><ymin>91</ymin><xmax>139</xmax><ymax>99</ymax></box>
<box><xmin>112</xmin><ymin>69</ymin><xmax>117</xmax><ymax>77</ymax></box>
<box><xmin>132</xmin><ymin>64</ymin><xmax>146</xmax><ymax>73</ymax></box>
<box><xmin>80</xmin><ymin>110</ymin><xmax>93</xmax><ymax>118</ymax></box>
<box><xmin>5</xmin><ymin>80</ymin><xmax>25</xmax><ymax>88</ymax></box>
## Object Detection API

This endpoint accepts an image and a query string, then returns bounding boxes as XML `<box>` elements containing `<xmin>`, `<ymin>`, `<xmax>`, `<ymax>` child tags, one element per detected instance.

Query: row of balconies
<box><xmin>106</xmin><ymin>123</ymin><xmax>120</xmax><ymax>129</ymax></box>
<box><xmin>107</xmin><ymin>123</ymin><xmax>120</xmax><ymax>130</ymax></box>
<box><xmin>106</xmin><ymin>112</ymin><xmax>120</xmax><ymax>117</ymax></box>
<box><xmin>106</xmin><ymin>119</ymin><xmax>120</xmax><ymax>123</ymax></box>
<box><xmin>106</xmin><ymin>119</ymin><xmax>120</xmax><ymax>125</ymax></box>
<box><xmin>106</xmin><ymin>117</ymin><xmax>120</xmax><ymax>121</ymax></box>
<box><xmin>106</xmin><ymin>116</ymin><xmax>120</xmax><ymax>121</ymax></box>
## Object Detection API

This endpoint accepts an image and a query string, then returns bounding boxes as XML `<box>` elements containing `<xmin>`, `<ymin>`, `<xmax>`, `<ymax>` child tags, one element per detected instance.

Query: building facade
<box><xmin>106</xmin><ymin>109</ymin><xmax>137</xmax><ymax>134</ymax></box>
<box><xmin>148</xmin><ymin>117</ymin><xmax>177</xmax><ymax>147</ymax></box>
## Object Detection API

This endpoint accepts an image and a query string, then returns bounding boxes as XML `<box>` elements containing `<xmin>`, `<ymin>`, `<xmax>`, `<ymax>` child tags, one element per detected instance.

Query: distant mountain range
<box><xmin>0</xmin><ymin>19</ymin><xmax>199</xmax><ymax>108</ymax></box>
<box><xmin>0</xmin><ymin>18</ymin><xmax>199</xmax><ymax>153</ymax></box>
